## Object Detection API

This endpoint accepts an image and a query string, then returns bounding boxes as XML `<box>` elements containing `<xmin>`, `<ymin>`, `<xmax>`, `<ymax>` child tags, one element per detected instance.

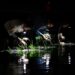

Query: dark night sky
<box><xmin>0</xmin><ymin>0</ymin><xmax>74</xmax><ymax>24</ymax></box>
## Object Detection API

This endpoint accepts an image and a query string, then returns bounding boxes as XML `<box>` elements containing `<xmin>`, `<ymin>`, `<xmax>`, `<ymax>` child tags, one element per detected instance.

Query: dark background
<box><xmin>0</xmin><ymin>0</ymin><xmax>74</xmax><ymax>23</ymax></box>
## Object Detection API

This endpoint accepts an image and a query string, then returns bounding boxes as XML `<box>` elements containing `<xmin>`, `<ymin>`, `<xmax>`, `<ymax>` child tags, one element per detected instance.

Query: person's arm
<box><xmin>58</xmin><ymin>33</ymin><xmax>65</xmax><ymax>46</ymax></box>
<box><xmin>58</xmin><ymin>33</ymin><xmax>65</xmax><ymax>41</ymax></box>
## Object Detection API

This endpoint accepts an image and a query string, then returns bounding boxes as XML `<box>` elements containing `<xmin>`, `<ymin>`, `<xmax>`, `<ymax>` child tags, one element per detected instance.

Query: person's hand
<box><xmin>60</xmin><ymin>42</ymin><xmax>65</xmax><ymax>46</ymax></box>
<box><xmin>18</xmin><ymin>37</ymin><xmax>27</xmax><ymax>45</ymax></box>
<box><xmin>61</xmin><ymin>35</ymin><xmax>65</xmax><ymax>40</ymax></box>
<box><xmin>43</xmin><ymin>33</ymin><xmax>51</xmax><ymax>41</ymax></box>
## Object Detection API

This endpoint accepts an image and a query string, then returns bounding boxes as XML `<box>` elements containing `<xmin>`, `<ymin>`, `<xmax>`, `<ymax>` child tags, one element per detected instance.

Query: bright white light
<box><xmin>42</xmin><ymin>54</ymin><xmax>50</xmax><ymax>69</ymax></box>
<box><xmin>18</xmin><ymin>54</ymin><xmax>29</xmax><ymax>64</ymax></box>
<box><xmin>18</xmin><ymin>54</ymin><xmax>29</xmax><ymax>74</ymax></box>
<box><xmin>23</xmin><ymin>37</ymin><xmax>29</xmax><ymax>41</ymax></box>
<box><xmin>23</xmin><ymin>64</ymin><xmax>26</xmax><ymax>73</ymax></box>
<box><xmin>23</xmin><ymin>32</ymin><xmax>26</xmax><ymax>34</ymax></box>
<box><xmin>46</xmin><ymin>58</ymin><xmax>50</xmax><ymax>66</ymax></box>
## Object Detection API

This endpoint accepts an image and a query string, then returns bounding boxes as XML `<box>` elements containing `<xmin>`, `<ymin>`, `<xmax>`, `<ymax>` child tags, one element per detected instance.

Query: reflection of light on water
<box><xmin>68</xmin><ymin>53</ymin><xmax>71</xmax><ymax>64</ymax></box>
<box><xmin>42</xmin><ymin>53</ymin><xmax>51</xmax><ymax>72</ymax></box>
<box><xmin>18</xmin><ymin>54</ymin><xmax>29</xmax><ymax>74</ymax></box>
<box><xmin>23</xmin><ymin>64</ymin><xmax>26</xmax><ymax>73</ymax></box>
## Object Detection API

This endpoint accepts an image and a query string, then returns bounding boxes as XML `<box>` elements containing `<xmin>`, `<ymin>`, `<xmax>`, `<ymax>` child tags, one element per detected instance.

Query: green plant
<box><xmin>16</xmin><ymin>46</ymin><xmax>23</xmax><ymax>57</ymax></box>
<box><xmin>27</xmin><ymin>44</ymin><xmax>39</xmax><ymax>58</ymax></box>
